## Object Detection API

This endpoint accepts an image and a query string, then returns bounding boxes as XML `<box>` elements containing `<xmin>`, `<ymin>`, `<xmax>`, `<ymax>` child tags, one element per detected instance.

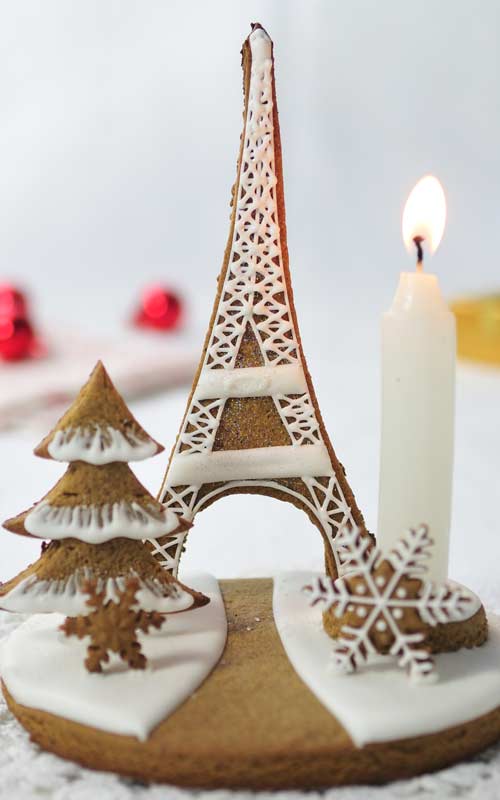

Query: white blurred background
<box><xmin>0</xmin><ymin>1</ymin><xmax>499</xmax><ymax>598</ymax></box>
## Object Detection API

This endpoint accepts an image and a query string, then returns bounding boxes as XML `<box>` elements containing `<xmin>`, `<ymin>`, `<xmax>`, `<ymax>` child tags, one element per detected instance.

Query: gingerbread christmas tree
<box><xmin>0</xmin><ymin>361</ymin><xmax>208</xmax><ymax>618</ymax></box>
<box><xmin>149</xmin><ymin>24</ymin><xmax>367</xmax><ymax>578</ymax></box>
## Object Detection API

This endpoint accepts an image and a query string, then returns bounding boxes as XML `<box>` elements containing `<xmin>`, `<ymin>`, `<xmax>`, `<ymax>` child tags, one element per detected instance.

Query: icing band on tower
<box><xmin>194</xmin><ymin>364</ymin><xmax>308</xmax><ymax>400</ymax></box>
<box><xmin>151</xmin><ymin>25</ymin><xmax>367</xmax><ymax>577</ymax></box>
<box><xmin>167</xmin><ymin>444</ymin><xmax>334</xmax><ymax>485</ymax></box>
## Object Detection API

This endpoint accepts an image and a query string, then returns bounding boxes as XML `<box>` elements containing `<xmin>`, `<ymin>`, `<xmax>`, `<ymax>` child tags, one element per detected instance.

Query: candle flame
<box><xmin>402</xmin><ymin>175</ymin><xmax>446</xmax><ymax>260</ymax></box>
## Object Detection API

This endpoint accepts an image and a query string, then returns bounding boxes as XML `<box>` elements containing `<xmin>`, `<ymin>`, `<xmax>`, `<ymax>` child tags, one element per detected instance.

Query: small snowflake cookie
<box><xmin>306</xmin><ymin>525</ymin><xmax>476</xmax><ymax>683</ymax></box>
<box><xmin>61</xmin><ymin>578</ymin><xmax>165</xmax><ymax>672</ymax></box>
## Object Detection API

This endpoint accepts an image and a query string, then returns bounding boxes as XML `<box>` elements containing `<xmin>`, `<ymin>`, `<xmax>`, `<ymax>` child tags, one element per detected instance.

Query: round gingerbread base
<box><xmin>3</xmin><ymin>578</ymin><xmax>500</xmax><ymax>790</ymax></box>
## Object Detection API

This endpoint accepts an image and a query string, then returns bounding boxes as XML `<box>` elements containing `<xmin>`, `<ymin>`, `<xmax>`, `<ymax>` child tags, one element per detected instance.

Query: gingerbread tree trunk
<box><xmin>0</xmin><ymin>361</ymin><xmax>208</xmax><ymax>617</ymax></box>
<box><xmin>149</xmin><ymin>24</ymin><xmax>367</xmax><ymax>579</ymax></box>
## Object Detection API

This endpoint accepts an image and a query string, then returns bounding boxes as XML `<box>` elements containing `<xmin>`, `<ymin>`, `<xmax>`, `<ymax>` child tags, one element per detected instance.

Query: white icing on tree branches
<box><xmin>25</xmin><ymin>500</ymin><xmax>179</xmax><ymax>543</ymax></box>
<box><xmin>306</xmin><ymin>525</ymin><xmax>476</xmax><ymax>684</ymax></box>
<box><xmin>48</xmin><ymin>426</ymin><xmax>158</xmax><ymax>464</ymax></box>
<box><xmin>0</xmin><ymin>571</ymin><xmax>193</xmax><ymax>616</ymax></box>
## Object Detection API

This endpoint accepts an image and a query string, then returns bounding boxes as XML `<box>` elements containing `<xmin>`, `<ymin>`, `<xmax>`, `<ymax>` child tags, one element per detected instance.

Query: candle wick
<box><xmin>413</xmin><ymin>236</ymin><xmax>424</xmax><ymax>271</ymax></box>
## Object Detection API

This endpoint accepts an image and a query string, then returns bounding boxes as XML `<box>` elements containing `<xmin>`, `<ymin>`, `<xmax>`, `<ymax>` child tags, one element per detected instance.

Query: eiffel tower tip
<box><xmin>248</xmin><ymin>24</ymin><xmax>272</xmax><ymax>62</ymax></box>
<box><xmin>249</xmin><ymin>23</ymin><xmax>271</xmax><ymax>43</ymax></box>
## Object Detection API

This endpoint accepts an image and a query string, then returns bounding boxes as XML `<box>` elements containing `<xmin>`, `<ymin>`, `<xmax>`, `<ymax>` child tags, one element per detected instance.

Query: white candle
<box><xmin>378</xmin><ymin>176</ymin><xmax>455</xmax><ymax>583</ymax></box>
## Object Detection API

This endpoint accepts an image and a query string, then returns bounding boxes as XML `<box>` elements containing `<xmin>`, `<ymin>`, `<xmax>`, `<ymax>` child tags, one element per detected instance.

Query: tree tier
<box><xmin>4</xmin><ymin>462</ymin><xmax>180</xmax><ymax>542</ymax></box>
<box><xmin>0</xmin><ymin>536</ymin><xmax>207</xmax><ymax>615</ymax></box>
<box><xmin>35</xmin><ymin>361</ymin><xmax>163</xmax><ymax>464</ymax></box>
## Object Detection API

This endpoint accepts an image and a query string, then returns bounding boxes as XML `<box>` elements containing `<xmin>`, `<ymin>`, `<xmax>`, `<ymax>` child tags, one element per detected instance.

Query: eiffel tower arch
<box><xmin>148</xmin><ymin>25</ymin><xmax>367</xmax><ymax>578</ymax></box>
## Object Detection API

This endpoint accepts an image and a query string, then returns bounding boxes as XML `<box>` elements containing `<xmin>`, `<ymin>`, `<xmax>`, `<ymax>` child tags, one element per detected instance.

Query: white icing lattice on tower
<box><xmin>150</xmin><ymin>28</ymin><xmax>362</xmax><ymax>576</ymax></box>
<box><xmin>177</xmin><ymin>400</ymin><xmax>225</xmax><ymax>455</ymax></box>
<box><xmin>205</xmin><ymin>34</ymin><xmax>298</xmax><ymax>371</ymax></box>
<box><xmin>275</xmin><ymin>394</ymin><xmax>321</xmax><ymax>445</ymax></box>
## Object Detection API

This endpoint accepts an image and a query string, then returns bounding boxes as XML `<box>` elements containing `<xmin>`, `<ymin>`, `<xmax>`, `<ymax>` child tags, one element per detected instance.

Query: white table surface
<box><xmin>1</xmin><ymin>345</ymin><xmax>500</xmax><ymax>798</ymax></box>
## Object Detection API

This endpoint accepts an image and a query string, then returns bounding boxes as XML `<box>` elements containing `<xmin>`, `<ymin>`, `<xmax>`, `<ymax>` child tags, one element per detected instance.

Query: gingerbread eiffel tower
<box><xmin>150</xmin><ymin>24</ymin><xmax>367</xmax><ymax>578</ymax></box>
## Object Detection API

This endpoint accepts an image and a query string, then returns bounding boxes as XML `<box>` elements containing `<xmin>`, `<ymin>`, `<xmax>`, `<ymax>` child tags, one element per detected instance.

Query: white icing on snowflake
<box><xmin>0</xmin><ymin>571</ymin><xmax>194</xmax><ymax>616</ymax></box>
<box><xmin>306</xmin><ymin>525</ymin><xmax>477</xmax><ymax>684</ymax></box>
<box><xmin>24</xmin><ymin>500</ymin><xmax>179</xmax><ymax>543</ymax></box>
<box><xmin>48</xmin><ymin>425</ymin><xmax>158</xmax><ymax>464</ymax></box>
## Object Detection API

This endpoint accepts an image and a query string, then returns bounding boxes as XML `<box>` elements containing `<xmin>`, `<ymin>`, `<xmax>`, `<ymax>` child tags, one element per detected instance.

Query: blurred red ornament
<box><xmin>0</xmin><ymin>285</ymin><xmax>28</xmax><ymax>319</ymax></box>
<box><xmin>0</xmin><ymin>317</ymin><xmax>36</xmax><ymax>361</ymax></box>
<box><xmin>0</xmin><ymin>284</ymin><xmax>44</xmax><ymax>362</ymax></box>
<box><xmin>134</xmin><ymin>285</ymin><xmax>183</xmax><ymax>331</ymax></box>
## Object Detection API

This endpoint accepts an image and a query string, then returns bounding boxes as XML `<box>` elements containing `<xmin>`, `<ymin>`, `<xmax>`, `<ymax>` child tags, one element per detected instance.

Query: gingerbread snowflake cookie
<box><xmin>306</xmin><ymin>525</ymin><xmax>476</xmax><ymax>683</ymax></box>
<box><xmin>61</xmin><ymin>578</ymin><xmax>165</xmax><ymax>673</ymax></box>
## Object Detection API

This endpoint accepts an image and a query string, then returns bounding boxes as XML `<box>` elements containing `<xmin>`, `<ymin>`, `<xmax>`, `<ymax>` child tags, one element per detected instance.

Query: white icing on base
<box><xmin>0</xmin><ymin>572</ymin><xmax>195</xmax><ymax>616</ymax></box>
<box><xmin>0</xmin><ymin>573</ymin><xmax>226</xmax><ymax>741</ymax></box>
<box><xmin>48</xmin><ymin>426</ymin><xmax>158</xmax><ymax>464</ymax></box>
<box><xmin>168</xmin><ymin>444</ymin><xmax>334</xmax><ymax>486</ymax></box>
<box><xmin>273</xmin><ymin>572</ymin><xmax>495</xmax><ymax>747</ymax></box>
<box><xmin>194</xmin><ymin>364</ymin><xmax>308</xmax><ymax>401</ymax></box>
<box><xmin>24</xmin><ymin>500</ymin><xmax>179</xmax><ymax>543</ymax></box>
